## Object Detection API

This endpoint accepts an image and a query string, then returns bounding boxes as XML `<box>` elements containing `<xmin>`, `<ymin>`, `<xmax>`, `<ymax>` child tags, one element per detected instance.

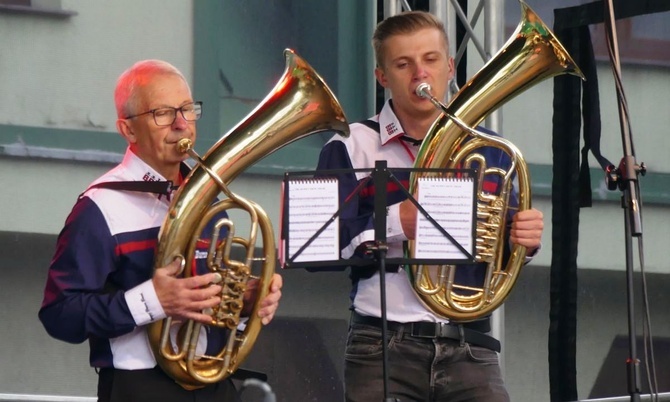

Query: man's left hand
<box><xmin>242</xmin><ymin>274</ymin><xmax>283</xmax><ymax>325</ymax></box>
<box><xmin>510</xmin><ymin>208</ymin><xmax>544</xmax><ymax>256</ymax></box>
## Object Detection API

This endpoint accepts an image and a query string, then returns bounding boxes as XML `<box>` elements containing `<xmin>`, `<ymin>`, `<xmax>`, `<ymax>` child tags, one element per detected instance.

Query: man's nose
<box><xmin>414</xmin><ymin>63</ymin><xmax>429</xmax><ymax>80</ymax></box>
<box><xmin>172</xmin><ymin>112</ymin><xmax>189</xmax><ymax>130</ymax></box>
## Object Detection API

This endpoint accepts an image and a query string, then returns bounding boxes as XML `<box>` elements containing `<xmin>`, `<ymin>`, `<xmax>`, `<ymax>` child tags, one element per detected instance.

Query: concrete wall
<box><xmin>0</xmin><ymin>0</ymin><xmax>193</xmax><ymax>133</ymax></box>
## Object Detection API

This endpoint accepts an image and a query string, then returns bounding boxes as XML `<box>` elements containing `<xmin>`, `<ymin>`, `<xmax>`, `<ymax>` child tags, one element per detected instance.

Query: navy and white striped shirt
<box><xmin>39</xmin><ymin>149</ymin><xmax>225</xmax><ymax>369</ymax></box>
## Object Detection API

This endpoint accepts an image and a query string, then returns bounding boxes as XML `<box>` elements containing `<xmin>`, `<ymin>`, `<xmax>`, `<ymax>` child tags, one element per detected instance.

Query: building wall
<box><xmin>0</xmin><ymin>0</ymin><xmax>194</xmax><ymax>133</ymax></box>
<box><xmin>3</xmin><ymin>157</ymin><xmax>669</xmax><ymax>275</ymax></box>
<box><xmin>0</xmin><ymin>1</ymin><xmax>668</xmax><ymax>401</ymax></box>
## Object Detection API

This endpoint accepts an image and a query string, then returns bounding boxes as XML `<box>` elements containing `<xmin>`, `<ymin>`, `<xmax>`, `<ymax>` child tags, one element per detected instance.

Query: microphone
<box><xmin>413</xmin><ymin>82</ymin><xmax>476</xmax><ymax>136</ymax></box>
<box><xmin>415</xmin><ymin>82</ymin><xmax>433</xmax><ymax>99</ymax></box>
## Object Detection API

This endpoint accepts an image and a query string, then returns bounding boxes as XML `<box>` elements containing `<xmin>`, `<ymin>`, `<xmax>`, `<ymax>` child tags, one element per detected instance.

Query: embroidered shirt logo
<box><xmin>142</xmin><ymin>171</ymin><xmax>173</xmax><ymax>201</ymax></box>
<box><xmin>142</xmin><ymin>172</ymin><xmax>159</xmax><ymax>182</ymax></box>
<box><xmin>385</xmin><ymin>122</ymin><xmax>399</xmax><ymax>136</ymax></box>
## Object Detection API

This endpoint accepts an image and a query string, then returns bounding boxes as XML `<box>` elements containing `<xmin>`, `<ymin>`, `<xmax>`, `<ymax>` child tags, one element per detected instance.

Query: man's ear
<box><xmin>446</xmin><ymin>56</ymin><xmax>455</xmax><ymax>82</ymax></box>
<box><xmin>375</xmin><ymin>67</ymin><xmax>388</xmax><ymax>88</ymax></box>
<box><xmin>116</xmin><ymin>119</ymin><xmax>137</xmax><ymax>144</ymax></box>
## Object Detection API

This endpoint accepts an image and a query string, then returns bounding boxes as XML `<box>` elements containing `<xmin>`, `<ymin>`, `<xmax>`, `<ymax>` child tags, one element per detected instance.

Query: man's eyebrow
<box><xmin>423</xmin><ymin>50</ymin><xmax>444</xmax><ymax>58</ymax></box>
<box><xmin>149</xmin><ymin>101</ymin><xmax>194</xmax><ymax>109</ymax></box>
<box><xmin>390</xmin><ymin>55</ymin><xmax>410</xmax><ymax>64</ymax></box>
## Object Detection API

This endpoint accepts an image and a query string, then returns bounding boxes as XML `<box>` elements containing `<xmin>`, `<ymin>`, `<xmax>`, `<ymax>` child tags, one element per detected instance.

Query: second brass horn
<box><xmin>147</xmin><ymin>49</ymin><xmax>349</xmax><ymax>389</ymax></box>
<box><xmin>407</xmin><ymin>2</ymin><xmax>584</xmax><ymax>322</ymax></box>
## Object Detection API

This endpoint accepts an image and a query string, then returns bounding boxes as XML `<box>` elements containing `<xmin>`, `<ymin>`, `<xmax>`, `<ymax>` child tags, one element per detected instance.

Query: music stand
<box><xmin>281</xmin><ymin>160</ymin><xmax>478</xmax><ymax>401</ymax></box>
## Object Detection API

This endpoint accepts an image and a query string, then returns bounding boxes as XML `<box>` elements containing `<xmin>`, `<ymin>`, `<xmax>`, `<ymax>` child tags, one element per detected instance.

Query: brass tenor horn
<box><xmin>147</xmin><ymin>49</ymin><xmax>349</xmax><ymax>389</ymax></box>
<box><xmin>407</xmin><ymin>2</ymin><xmax>584</xmax><ymax>322</ymax></box>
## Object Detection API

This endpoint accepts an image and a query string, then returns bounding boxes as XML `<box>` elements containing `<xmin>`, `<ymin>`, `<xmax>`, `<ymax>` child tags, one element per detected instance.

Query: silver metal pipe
<box><xmin>575</xmin><ymin>393</ymin><xmax>670</xmax><ymax>402</ymax></box>
<box><xmin>484</xmin><ymin>0</ymin><xmax>504</xmax><ymax>134</ymax></box>
<box><xmin>0</xmin><ymin>394</ymin><xmax>96</xmax><ymax>402</ymax></box>
<box><xmin>453</xmin><ymin>1</ymin><xmax>485</xmax><ymax>69</ymax></box>
<box><xmin>449</xmin><ymin>0</ymin><xmax>487</xmax><ymax>59</ymax></box>
<box><xmin>383</xmin><ymin>0</ymin><xmax>407</xmax><ymax>20</ymax></box>
<box><xmin>484</xmin><ymin>0</ymin><xmax>506</xmax><ymax>379</ymax></box>
<box><xmin>429</xmin><ymin>0</ymin><xmax>450</xmax><ymax>56</ymax></box>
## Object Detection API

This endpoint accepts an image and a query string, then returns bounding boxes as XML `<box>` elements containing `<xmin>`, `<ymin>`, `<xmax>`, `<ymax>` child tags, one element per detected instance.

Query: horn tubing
<box><xmin>406</xmin><ymin>2</ymin><xmax>584</xmax><ymax>322</ymax></box>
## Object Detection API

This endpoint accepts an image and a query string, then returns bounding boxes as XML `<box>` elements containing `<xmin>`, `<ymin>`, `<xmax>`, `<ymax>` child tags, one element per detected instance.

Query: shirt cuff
<box><xmin>237</xmin><ymin>317</ymin><xmax>248</xmax><ymax>331</ymax></box>
<box><xmin>386</xmin><ymin>203</ymin><xmax>408</xmax><ymax>243</ymax></box>
<box><xmin>524</xmin><ymin>242</ymin><xmax>542</xmax><ymax>264</ymax></box>
<box><xmin>124</xmin><ymin>279</ymin><xmax>166</xmax><ymax>326</ymax></box>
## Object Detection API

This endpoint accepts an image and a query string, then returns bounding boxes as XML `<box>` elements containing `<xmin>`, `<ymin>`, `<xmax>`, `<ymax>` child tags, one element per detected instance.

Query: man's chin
<box><xmin>167</xmin><ymin>152</ymin><xmax>190</xmax><ymax>165</ymax></box>
<box><xmin>416</xmin><ymin>104</ymin><xmax>441</xmax><ymax>119</ymax></box>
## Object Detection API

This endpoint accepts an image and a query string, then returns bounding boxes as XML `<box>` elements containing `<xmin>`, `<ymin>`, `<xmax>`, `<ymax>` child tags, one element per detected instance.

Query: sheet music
<box><xmin>414</xmin><ymin>176</ymin><xmax>475</xmax><ymax>260</ymax></box>
<box><xmin>284</xmin><ymin>178</ymin><xmax>339</xmax><ymax>263</ymax></box>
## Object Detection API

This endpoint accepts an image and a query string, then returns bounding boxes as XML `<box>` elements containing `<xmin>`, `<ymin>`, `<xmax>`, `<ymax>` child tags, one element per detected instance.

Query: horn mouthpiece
<box><xmin>177</xmin><ymin>138</ymin><xmax>193</xmax><ymax>153</ymax></box>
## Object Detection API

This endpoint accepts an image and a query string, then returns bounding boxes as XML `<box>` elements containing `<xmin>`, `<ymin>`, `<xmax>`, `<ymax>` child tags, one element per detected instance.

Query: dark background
<box><xmin>1</xmin><ymin>230</ymin><xmax>668</xmax><ymax>401</ymax></box>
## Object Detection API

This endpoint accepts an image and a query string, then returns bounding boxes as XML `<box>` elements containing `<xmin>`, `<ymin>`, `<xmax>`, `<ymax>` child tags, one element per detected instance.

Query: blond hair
<box><xmin>372</xmin><ymin>11</ymin><xmax>449</xmax><ymax>68</ymax></box>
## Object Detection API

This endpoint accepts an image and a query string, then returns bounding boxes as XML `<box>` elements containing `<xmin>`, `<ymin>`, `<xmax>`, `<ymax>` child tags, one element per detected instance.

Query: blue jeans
<box><xmin>344</xmin><ymin>322</ymin><xmax>509</xmax><ymax>402</ymax></box>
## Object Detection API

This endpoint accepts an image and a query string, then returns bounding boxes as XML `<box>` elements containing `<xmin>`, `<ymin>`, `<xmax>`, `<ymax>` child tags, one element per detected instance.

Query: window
<box><xmin>192</xmin><ymin>1</ymin><xmax>375</xmax><ymax>175</ymax></box>
<box><xmin>0</xmin><ymin>0</ymin><xmax>76</xmax><ymax>18</ymax></box>
<box><xmin>590</xmin><ymin>15</ymin><xmax>670</xmax><ymax>67</ymax></box>
<box><xmin>506</xmin><ymin>1</ymin><xmax>670</xmax><ymax>67</ymax></box>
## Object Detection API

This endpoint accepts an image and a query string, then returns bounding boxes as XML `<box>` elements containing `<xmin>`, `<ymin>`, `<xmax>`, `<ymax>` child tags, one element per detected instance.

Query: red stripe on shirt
<box><xmin>358</xmin><ymin>178</ymin><xmax>497</xmax><ymax>197</ymax></box>
<box><xmin>359</xmin><ymin>179</ymin><xmax>410</xmax><ymax>199</ymax></box>
<box><xmin>482</xmin><ymin>180</ymin><xmax>498</xmax><ymax>193</ymax></box>
<box><xmin>115</xmin><ymin>239</ymin><xmax>157</xmax><ymax>256</ymax></box>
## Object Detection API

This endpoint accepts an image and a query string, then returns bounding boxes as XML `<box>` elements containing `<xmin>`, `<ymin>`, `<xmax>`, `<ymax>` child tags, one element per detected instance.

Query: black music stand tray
<box><xmin>281</xmin><ymin>160</ymin><xmax>478</xmax><ymax>402</ymax></box>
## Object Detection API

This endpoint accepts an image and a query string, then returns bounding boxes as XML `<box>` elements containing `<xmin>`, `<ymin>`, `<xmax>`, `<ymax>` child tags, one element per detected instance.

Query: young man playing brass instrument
<box><xmin>316</xmin><ymin>11</ymin><xmax>544</xmax><ymax>402</ymax></box>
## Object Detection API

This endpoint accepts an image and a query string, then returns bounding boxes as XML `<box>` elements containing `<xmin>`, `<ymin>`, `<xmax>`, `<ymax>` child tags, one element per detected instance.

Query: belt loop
<box><xmin>396</xmin><ymin>324</ymin><xmax>405</xmax><ymax>341</ymax></box>
<box><xmin>457</xmin><ymin>324</ymin><xmax>465</xmax><ymax>347</ymax></box>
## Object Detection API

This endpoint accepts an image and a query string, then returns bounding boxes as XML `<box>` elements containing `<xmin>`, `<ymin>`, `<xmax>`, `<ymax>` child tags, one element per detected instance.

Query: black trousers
<box><xmin>97</xmin><ymin>367</ymin><xmax>240</xmax><ymax>402</ymax></box>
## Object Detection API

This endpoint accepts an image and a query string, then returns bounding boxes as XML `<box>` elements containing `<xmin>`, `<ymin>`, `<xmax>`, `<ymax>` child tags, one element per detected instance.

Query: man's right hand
<box><xmin>400</xmin><ymin>199</ymin><xmax>418</xmax><ymax>239</ymax></box>
<box><xmin>152</xmin><ymin>259</ymin><xmax>222</xmax><ymax>324</ymax></box>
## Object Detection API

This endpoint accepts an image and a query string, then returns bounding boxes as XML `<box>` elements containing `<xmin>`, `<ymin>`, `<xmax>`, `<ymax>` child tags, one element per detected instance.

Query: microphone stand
<box><xmin>606</xmin><ymin>158</ymin><xmax>646</xmax><ymax>402</ymax></box>
<box><xmin>366</xmin><ymin>160</ymin><xmax>400</xmax><ymax>402</ymax></box>
<box><xmin>602</xmin><ymin>1</ymin><xmax>647</xmax><ymax>400</ymax></box>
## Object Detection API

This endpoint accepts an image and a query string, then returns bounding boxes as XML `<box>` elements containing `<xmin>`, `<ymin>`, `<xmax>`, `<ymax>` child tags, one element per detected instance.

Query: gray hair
<box><xmin>114</xmin><ymin>59</ymin><xmax>188</xmax><ymax>119</ymax></box>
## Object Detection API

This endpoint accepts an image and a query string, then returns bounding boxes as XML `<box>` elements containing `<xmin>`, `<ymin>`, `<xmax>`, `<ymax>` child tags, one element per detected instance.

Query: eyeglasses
<box><xmin>125</xmin><ymin>101</ymin><xmax>203</xmax><ymax>126</ymax></box>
